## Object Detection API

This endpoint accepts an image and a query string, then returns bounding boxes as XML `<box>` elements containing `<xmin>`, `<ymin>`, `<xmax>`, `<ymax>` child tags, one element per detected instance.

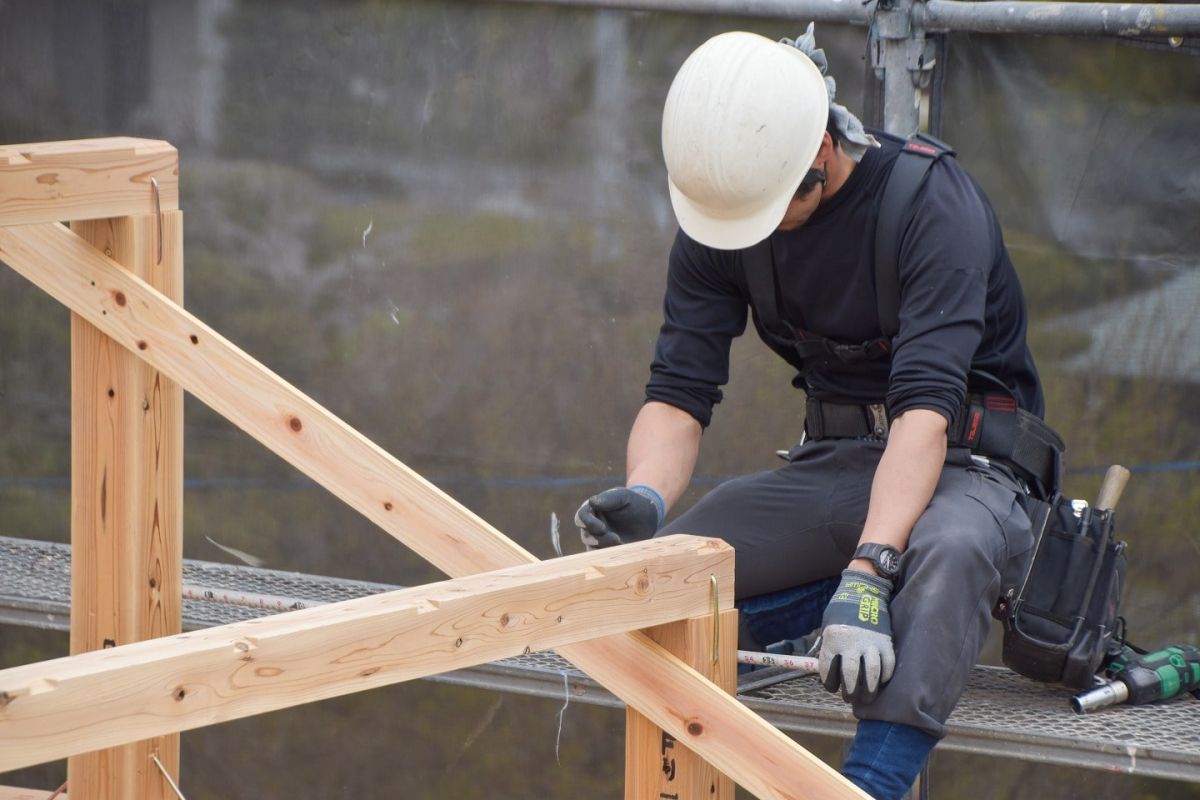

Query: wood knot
<box><xmin>360</xmin><ymin>667</ymin><xmax>381</xmax><ymax>678</ymax></box>
<box><xmin>635</xmin><ymin>570</ymin><xmax>651</xmax><ymax>594</ymax></box>
<box><xmin>107</xmin><ymin>388</ymin><xmax>115</xmax><ymax>398</ymax></box>
<box><xmin>148</xmin><ymin>577</ymin><xmax>158</xmax><ymax>589</ymax></box>
<box><xmin>0</xmin><ymin>691</ymin><xmax>12</xmax><ymax>708</ymax></box>
<box><xmin>687</xmin><ymin>721</ymin><xmax>704</xmax><ymax>737</ymax></box>
<box><xmin>255</xmin><ymin>667</ymin><xmax>283</xmax><ymax>678</ymax></box>
<box><xmin>288</xmin><ymin>416</ymin><xmax>303</xmax><ymax>432</ymax></box>
<box><xmin>454</xmin><ymin>638</ymin><xmax>464</xmax><ymax>648</ymax></box>
<box><xmin>36</xmin><ymin>172</ymin><xmax>59</xmax><ymax>185</ymax></box>
<box><xmin>189</xmin><ymin>334</ymin><xmax>199</xmax><ymax>345</ymax></box>
<box><xmin>500</xmin><ymin>613</ymin><xmax>511</xmax><ymax>627</ymax></box>
<box><xmin>383</xmin><ymin>501</ymin><xmax>393</xmax><ymax>511</ymax></box>
<box><xmin>137</xmin><ymin>340</ymin><xmax>148</xmax><ymax>350</ymax></box>
<box><xmin>173</xmin><ymin>687</ymin><xmax>187</xmax><ymax>702</ymax></box>
<box><xmin>114</xmin><ymin>291</ymin><xmax>126</xmax><ymax>307</ymax></box>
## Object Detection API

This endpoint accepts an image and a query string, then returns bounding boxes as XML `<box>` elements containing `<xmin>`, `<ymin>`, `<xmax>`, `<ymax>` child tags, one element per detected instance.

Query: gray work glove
<box><xmin>818</xmin><ymin>569</ymin><xmax>896</xmax><ymax>704</ymax></box>
<box><xmin>575</xmin><ymin>485</ymin><xmax>664</xmax><ymax>549</ymax></box>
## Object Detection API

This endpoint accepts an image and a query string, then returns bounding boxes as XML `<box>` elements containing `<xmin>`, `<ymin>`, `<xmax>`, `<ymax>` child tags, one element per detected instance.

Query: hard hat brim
<box><xmin>668</xmin><ymin>174</ymin><xmax>799</xmax><ymax>251</ymax></box>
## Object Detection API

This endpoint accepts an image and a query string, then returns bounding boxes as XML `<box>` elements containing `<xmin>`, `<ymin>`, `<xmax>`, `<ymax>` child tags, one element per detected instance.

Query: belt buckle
<box><xmin>866</xmin><ymin>403</ymin><xmax>889</xmax><ymax>439</ymax></box>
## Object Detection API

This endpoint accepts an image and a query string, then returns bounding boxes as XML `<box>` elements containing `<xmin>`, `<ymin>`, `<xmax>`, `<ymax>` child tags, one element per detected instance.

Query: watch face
<box><xmin>857</xmin><ymin>543</ymin><xmax>900</xmax><ymax>578</ymax></box>
<box><xmin>877</xmin><ymin>547</ymin><xmax>900</xmax><ymax>576</ymax></box>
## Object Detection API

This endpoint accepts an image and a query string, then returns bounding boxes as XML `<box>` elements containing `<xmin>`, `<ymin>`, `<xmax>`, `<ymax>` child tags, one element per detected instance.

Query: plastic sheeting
<box><xmin>943</xmin><ymin>35</ymin><xmax>1200</xmax><ymax>383</ymax></box>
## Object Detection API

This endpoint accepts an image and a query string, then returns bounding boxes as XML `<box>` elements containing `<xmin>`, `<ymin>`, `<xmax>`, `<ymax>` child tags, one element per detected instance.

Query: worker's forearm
<box><xmin>626</xmin><ymin>401</ymin><xmax>702</xmax><ymax>513</ymax></box>
<box><xmin>852</xmin><ymin>409</ymin><xmax>948</xmax><ymax>573</ymax></box>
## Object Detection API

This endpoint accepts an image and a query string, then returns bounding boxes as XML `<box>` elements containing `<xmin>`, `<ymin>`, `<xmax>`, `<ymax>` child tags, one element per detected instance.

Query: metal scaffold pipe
<box><xmin>920</xmin><ymin>0</ymin><xmax>1200</xmax><ymax>36</ymax></box>
<box><xmin>492</xmin><ymin>0</ymin><xmax>874</xmax><ymax>25</ymax></box>
<box><xmin>490</xmin><ymin>0</ymin><xmax>1200</xmax><ymax>37</ymax></box>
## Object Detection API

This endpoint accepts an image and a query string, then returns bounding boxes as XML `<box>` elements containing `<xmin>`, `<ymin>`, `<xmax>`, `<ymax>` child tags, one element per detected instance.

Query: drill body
<box><xmin>1073</xmin><ymin>645</ymin><xmax>1200</xmax><ymax>713</ymax></box>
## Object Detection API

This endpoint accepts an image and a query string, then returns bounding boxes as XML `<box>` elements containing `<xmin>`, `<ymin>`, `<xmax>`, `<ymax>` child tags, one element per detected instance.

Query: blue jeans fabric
<box><xmin>843</xmin><ymin>719</ymin><xmax>938</xmax><ymax>800</ymax></box>
<box><xmin>738</xmin><ymin>576</ymin><xmax>840</xmax><ymax>650</ymax></box>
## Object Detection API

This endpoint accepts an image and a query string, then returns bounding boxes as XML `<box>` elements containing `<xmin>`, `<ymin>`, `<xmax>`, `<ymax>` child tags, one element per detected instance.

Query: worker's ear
<box><xmin>815</xmin><ymin>131</ymin><xmax>836</xmax><ymax>162</ymax></box>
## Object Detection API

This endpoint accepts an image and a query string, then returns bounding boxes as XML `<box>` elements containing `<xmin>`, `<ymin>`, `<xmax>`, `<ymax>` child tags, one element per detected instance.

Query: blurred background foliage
<box><xmin>1</xmin><ymin>0</ymin><xmax>1198</xmax><ymax>797</ymax></box>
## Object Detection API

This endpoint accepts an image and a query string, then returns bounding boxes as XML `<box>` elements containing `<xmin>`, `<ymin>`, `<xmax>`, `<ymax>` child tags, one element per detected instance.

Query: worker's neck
<box><xmin>818</xmin><ymin>146</ymin><xmax>858</xmax><ymax>202</ymax></box>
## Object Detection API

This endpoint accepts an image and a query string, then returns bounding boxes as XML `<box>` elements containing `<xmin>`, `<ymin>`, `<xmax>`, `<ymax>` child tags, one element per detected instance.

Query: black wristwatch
<box><xmin>852</xmin><ymin>543</ymin><xmax>902</xmax><ymax>583</ymax></box>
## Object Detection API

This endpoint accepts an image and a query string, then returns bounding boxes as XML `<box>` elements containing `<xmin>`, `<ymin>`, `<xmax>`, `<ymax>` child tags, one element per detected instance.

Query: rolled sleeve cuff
<box><xmin>644</xmin><ymin>385</ymin><xmax>718</xmax><ymax>429</ymax></box>
<box><xmin>887</xmin><ymin>394</ymin><xmax>960</xmax><ymax>426</ymax></box>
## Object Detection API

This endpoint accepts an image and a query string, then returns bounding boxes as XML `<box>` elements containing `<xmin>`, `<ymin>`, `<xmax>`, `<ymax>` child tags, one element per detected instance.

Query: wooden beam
<box><xmin>626</xmin><ymin>609</ymin><xmax>737</xmax><ymax>799</ymax></box>
<box><xmin>0</xmin><ymin>535</ymin><xmax>731</xmax><ymax>773</ymax></box>
<box><xmin>0</xmin><ymin>139</ymin><xmax>178</xmax><ymax>227</ymax></box>
<box><xmin>68</xmin><ymin>212</ymin><xmax>184</xmax><ymax>799</ymax></box>
<box><xmin>0</xmin><ymin>788</ymin><xmax>67</xmax><ymax>800</ymax></box>
<box><xmin>0</xmin><ymin>222</ymin><xmax>868</xmax><ymax>799</ymax></box>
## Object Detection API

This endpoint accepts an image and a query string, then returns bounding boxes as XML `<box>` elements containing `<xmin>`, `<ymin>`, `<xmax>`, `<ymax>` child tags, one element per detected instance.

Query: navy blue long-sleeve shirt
<box><xmin>645</xmin><ymin>133</ymin><xmax>1043</xmax><ymax>429</ymax></box>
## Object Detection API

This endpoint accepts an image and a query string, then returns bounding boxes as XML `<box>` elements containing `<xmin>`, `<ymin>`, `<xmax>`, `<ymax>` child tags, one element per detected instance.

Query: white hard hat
<box><xmin>662</xmin><ymin>32</ymin><xmax>829</xmax><ymax>251</ymax></box>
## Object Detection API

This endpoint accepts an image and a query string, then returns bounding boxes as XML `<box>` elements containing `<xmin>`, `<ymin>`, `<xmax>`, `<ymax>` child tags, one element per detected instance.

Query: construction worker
<box><xmin>574</xmin><ymin>28</ymin><xmax>1060</xmax><ymax>800</ymax></box>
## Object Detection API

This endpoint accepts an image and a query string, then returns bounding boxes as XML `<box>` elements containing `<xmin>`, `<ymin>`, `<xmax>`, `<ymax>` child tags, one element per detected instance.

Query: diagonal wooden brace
<box><xmin>0</xmin><ymin>222</ymin><xmax>867</xmax><ymax>800</ymax></box>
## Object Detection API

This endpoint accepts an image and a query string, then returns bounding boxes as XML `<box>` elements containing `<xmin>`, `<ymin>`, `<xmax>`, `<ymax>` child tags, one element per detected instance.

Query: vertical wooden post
<box><xmin>69</xmin><ymin>210</ymin><xmax>184</xmax><ymax>800</ymax></box>
<box><xmin>626</xmin><ymin>608</ymin><xmax>738</xmax><ymax>800</ymax></box>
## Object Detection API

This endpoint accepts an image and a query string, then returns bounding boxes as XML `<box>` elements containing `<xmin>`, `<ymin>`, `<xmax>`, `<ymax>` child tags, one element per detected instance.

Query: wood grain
<box><xmin>0</xmin><ymin>139</ymin><xmax>178</xmax><ymax>227</ymax></box>
<box><xmin>0</xmin><ymin>788</ymin><xmax>67</xmax><ymax>800</ymax></box>
<box><xmin>68</xmin><ymin>212</ymin><xmax>183</xmax><ymax>800</ymax></box>
<box><xmin>0</xmin><ymin>535</ymin><xmax>731</xmax><ymax>773</ymax></box>
<box><xmin>626</xmin><ymin>609</ymin><xmax>738</xmax><ymax>799</ymax></box>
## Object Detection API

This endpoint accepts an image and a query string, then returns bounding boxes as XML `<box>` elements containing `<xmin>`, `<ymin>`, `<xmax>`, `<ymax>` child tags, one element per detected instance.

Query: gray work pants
<box><xmin>657</xmin><ymin>437</ymin><xmax>1035</xmax><ymax>737</ymax></box>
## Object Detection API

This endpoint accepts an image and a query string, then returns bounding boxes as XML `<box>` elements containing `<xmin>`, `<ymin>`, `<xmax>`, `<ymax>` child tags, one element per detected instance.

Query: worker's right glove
<box><xmin>574</xmin><ymin>485</ymin><xmax>664</xmax><ymax>549</ymax></box>
<box><xmin>818</xmin><ymin>569</ymin><xmax>896</xmax><ymax>705</ymax></box>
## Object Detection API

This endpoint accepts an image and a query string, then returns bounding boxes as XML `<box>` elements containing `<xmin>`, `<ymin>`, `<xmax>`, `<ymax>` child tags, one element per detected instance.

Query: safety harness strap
<box><xmin>743</xmin><ymin>133</ymin><xmax>1063</xmax><ymax>496</ymax></box>
<box><xmin>743</xmin><ymin>133</ymin><xmax>955</xmax><ymax>377</ymax></box>
<box><xmin>743</xmin><ymin>241</ymin><xmax>893</xmax><ymax>376</ymax></box>
<box><xmin>874</xmin><ymin>135</ymin><xmax>955</xmax><ymax>338</ymax></box>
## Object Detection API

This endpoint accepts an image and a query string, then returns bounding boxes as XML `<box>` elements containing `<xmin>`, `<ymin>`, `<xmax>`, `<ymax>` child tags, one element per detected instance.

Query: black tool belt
<box><xmin>804</xmin><ymin>395</ymin><xmax>1064</xmax><ymax>498</ymax></box>
<box><xmin>804</xmin><ymin>397</ymin><xmax>892</xmax><ymax>440</ymax></box>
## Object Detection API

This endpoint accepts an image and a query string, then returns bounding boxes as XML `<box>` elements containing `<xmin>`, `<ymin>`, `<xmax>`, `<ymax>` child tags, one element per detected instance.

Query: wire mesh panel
<box><xmin>2</xmin><ymin>534</ymin><xmax>1199</xmax><ymax>781</ymax></box>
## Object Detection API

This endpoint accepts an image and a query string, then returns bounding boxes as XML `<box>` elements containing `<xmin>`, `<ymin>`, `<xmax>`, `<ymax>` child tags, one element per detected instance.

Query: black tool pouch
<box><xmin>1000</xmin><ymin>495</ymin><xmax>1128</xmax><ymax>690</ymax></box>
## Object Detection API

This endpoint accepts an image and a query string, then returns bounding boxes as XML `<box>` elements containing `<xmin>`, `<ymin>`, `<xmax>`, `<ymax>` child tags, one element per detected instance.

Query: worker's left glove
<box><xmin>818</xmin><ymin>569</ymin><xmax>896</xmax><ymax>704</ymax></box>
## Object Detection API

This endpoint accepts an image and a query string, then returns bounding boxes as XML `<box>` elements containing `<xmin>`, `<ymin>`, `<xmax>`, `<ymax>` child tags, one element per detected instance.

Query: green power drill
<box><xmin>1072</xmin><ymin>645</ymin><xmax>1200</xmax><ymax>713</ymax></box>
